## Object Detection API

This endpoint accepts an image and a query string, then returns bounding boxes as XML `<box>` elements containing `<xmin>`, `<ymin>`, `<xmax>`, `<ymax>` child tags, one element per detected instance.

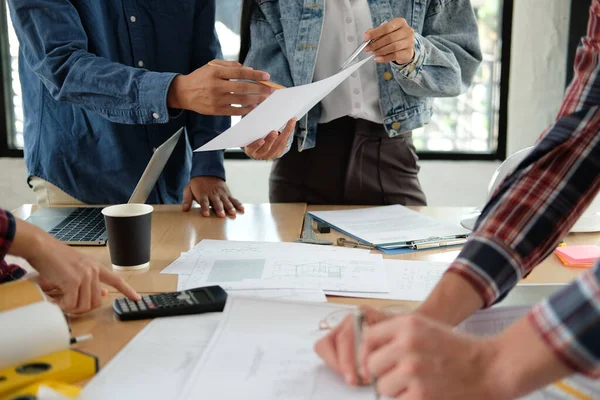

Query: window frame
<box><xmin>0</xmin><ymin>0</ymin><xmax>513</xmax><ymax>161</ymax></box>
<box><xmin>0</xmin><ymin>0</ymin><xmax>20</xmax><ymax>158</ymax></box>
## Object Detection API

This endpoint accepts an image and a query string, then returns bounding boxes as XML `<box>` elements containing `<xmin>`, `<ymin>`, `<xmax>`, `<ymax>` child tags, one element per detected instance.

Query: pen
<box><xmin>207</xmin><ymin>61</ymin><xmax>286</xmax><ymax>90</ymax></box>
<box><xmin>70</xmin><ymin>334</ymin><xmax>93</xmax><ymax>345</ymax></box>
<box><xmin>411</xmin><ymin>238</ymin><xmax>468</xmax><ymax>250</ymax></box>
<box><xmin>553</xmin><ymin>381</ymin><xmax>594</xmax><ymax>400</ymax></box>
<box><xmin>354</xmin><ymin>310</ymin><xmax>380</xmax><ymax>400</ymax></box>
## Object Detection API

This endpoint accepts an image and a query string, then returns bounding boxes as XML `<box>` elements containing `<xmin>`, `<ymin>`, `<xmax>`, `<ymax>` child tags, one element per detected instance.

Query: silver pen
<box><xmin>339</xmin><ymin>20</ymin><xmax>389</xmax><ymax>71</ymax></box>
<box><xmin>354</xmin><ymin>310</ymin><xmax>380</xmax><ymax>400</ymax></box>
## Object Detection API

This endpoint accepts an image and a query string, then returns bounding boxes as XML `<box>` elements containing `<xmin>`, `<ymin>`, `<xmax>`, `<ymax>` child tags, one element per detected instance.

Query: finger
<box><xmin>216</xmin><ymin>67</ymin><xmax>271</xmax><ymax>82</ymax></box>
<box><xmin>209</xmin><ymin>195</ymin><xmax>226</xmax><ymax>218</ymax></box>
<box><xmin>244</xmin><ymin>139</ymin><xmax>266</xmax><ymax>156</ymax></box>
<box><xmin>75</xmin><ymin>270</ymin><xmax>92</xmax><ymax>314</ymax></box>
<box><xmin>254</xmin><ymin>131</ymin><xmax>279</xmax><ymax>159</ymax></box>
<box><xmin>370</xmin><ymin>39</ymin><xmax>412</xmax><ymax>57</ymax></box>
<box><xmin>366</xmin><ymin>340</ymin><xmax>400</xmax><ymax>379</ymax></box>
<box><xmin>365</xmin><ymin>18</ymin><xmax>407</xmax><ymax>41</ymax></box>
<box><xmin>314</xmin><ymin>314</ymin><xmax>353</xmax><ymax>375</ymax></box>
<box><xmin>182</xmin><ymin>186</ymin><xmax>193</xmax><ymax>212</ymax></box>
<box><xmin>196</xmin><ymin>195</ymin><xmax>211</xmax><ymax>217</ymax></box>
<box><xmin>336</xmin><ymin>321</ymin><xmax>360</xmax><ymax>385</ymax></box>
<box><xmin>366</xmin><ymin>29</ymin><xmax>412</xmax><ymax>53</ymax></box>
<box><xmin>90</xmin><ymin>267</ymin><xmax>102</xmax><ymax>310</ymax></box>
<box><xmin>57</xmin><ymin>286</ymin><xmax>79</xmax><ymax>312</ymax></box>
<box><xmin>359</xmin><ymin>322</ymin><xmax>400</xmax><ymax>374</ymax></box>
<box><xmin>221</xmin><ymin>81</ymin><xmax>275</xmax><ymax>96</ymax></box>
<box><xmin>376</xmin><ymin>362</ymin><xmax>412</xmax><ymax>399</ymax></box>
<box><xmin>99</xmin><ymin>268</ymin><xmax>141</xmax><ymax>301</ymax></box>
<box><xmin>275</xmin><ymin>118</ymin><xmax>296</xmax><ymax>154</ymax></box>
<box><xmin>221</xmin><ymin>196</ymin><xmax>236</xmax><ymax>216</ymax></box>
<box><xmin>230</xmin><ymin>196</ymin><xmax>245</xmax><ymax>212</ymax></box>
<box><xmin>315</xmin><ymin>330</ymin><xmax>344</xmax><ymax>375</ymax></box>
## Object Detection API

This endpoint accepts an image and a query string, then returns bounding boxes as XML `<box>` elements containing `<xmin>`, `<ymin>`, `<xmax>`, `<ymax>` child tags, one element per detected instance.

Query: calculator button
<box><xmin>136</xmin><ymin>301</ymin><xmax>145</xmax><ymax>308</ymax></box>
<box><xmin>139</xmin><ymin>304</ymin><xmax>147</xmax><ymax>310</ymax></box>
<box><xmin>121</xmin><ymin>303</ymin><xmax>130</xmax><ymax>312</ymax></box>
<box><xmin>126</xmin><ymin>300</ymin><xmax>139</xmax><ymax>311</ymax></box>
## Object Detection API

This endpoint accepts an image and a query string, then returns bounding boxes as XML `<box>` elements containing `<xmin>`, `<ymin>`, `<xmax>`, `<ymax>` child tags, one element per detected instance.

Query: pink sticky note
<box><xmin>555</xmin><ymin>245</ymin><xmax>600</xmax><ymax>264</ymax></box>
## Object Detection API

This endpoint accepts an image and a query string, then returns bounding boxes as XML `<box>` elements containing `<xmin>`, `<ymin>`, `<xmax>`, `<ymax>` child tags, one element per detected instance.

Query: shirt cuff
<box><xmin>138</xmin><ymin>71</ymin><xmax>179</xmax><ymax>124</ymax></box>
<box><xmin>445</xmin><ymin>234</ymin><xmax>524</xmax><ymax>308</ymax></box>
<box><xmin>390</xmin><ymin>33</ymin><xmax>426</xmax><ymax>80</ymax></box>
<box><xmin>191</xmin><ymin>151</ymin><xmax>226</xmax><ymax>181</ymax></box>
<box><xmin>0</xmin><ymin>210</ymin><xmax>16</xmax><ymax>257</ymax></box>
<box><xmin>528</xmin><ymin>265</ymin><xmax>600</xmax><ymax>377</ymax></box>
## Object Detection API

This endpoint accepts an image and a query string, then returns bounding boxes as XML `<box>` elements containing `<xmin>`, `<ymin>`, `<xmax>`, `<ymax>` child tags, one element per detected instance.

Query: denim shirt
<box><xmin>244</xmin><ymin>0</ymin><xmax>482</xmax><ymax>152</ymax></box>
<box><xmin>8</xmin><ymin>0</ymin><xmax>229</xmax><ymax>204</ymax></box>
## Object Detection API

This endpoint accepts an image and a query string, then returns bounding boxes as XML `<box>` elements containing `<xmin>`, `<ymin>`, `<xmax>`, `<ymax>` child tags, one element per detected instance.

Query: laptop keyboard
<box><xmin>48</xmin><ymin>208</ymin><xmax>106</xmax><ymax>243</ymax></box>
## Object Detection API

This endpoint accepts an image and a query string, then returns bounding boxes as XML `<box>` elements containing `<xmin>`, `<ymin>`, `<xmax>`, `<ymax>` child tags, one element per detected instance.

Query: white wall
<box><xmin>0</xmin><ymin>0</ymin><xmax>572</xmax><ymax>210</ymax></box>
<box><xmin>507</xmin><ymin>0</ymin><xmax>570</xmax><ymax>154</ymax></box>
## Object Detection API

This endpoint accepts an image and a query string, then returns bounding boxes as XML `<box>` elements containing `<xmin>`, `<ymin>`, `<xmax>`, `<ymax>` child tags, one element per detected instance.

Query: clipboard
<box><xmin>308</xmin><ymin>206</ymin><xmax>470</xmax><ymax>254</ymax></box>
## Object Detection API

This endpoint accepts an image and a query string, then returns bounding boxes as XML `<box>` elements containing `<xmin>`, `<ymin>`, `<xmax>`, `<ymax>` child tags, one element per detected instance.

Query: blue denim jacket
<box><xmin>244</xmin><ymin>0</ymin><xmax>482</xmax><ymax>151</ymax></box>
<box><xmin>8</xmin><ymin>0</ymin><xmax>229</xmax><ymax>204</ymax></box>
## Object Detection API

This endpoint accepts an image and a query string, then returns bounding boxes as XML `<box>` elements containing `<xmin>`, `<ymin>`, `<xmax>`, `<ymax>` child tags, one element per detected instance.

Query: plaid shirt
<box><xmin>0</xmin><ymin>209</ymin><xmax>26</xmax><ymax>284</ymax></box>
<box><xmin>447</xmin><ymin>1</ymin><xmax>600</xmax><ymax>377</ymax></box>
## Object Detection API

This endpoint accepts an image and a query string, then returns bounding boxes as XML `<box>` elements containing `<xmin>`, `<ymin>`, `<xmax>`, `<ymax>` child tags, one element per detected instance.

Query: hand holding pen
<box><xmin>364</xmin><ymin>18</ymin><xmax>416</xmax><ymax>65</ymax></box>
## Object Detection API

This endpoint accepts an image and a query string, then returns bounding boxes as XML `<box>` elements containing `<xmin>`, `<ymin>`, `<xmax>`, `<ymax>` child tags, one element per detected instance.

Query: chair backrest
<box><xmin>487</xmin><ymin>147</ymin><xmax>533</xmax><ymax>200</ymax></box>
<box><xmin>488</xmin><ymin>147</ymin><xmax>600</xmax><ymax>232</ymax></box>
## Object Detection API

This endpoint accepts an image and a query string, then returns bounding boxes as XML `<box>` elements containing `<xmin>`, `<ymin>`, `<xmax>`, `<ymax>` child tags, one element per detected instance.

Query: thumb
<box><xmin>182</xmin><ymin>186</ymin><xmax>193</xmax><ymax>212</ymax></box>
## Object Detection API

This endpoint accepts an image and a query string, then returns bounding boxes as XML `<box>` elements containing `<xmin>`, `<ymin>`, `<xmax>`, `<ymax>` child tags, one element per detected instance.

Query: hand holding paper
<box><xmin>194</xmin><ymin>57</ymin><xmax>374</xmax><ymax>152</ymax></box>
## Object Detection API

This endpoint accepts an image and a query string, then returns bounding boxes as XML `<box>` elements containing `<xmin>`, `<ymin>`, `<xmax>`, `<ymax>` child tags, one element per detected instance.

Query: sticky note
<box><xmin>555</xmin><ymin>245</ymin><xmax>600</xmax><ymax>267</ymax></box>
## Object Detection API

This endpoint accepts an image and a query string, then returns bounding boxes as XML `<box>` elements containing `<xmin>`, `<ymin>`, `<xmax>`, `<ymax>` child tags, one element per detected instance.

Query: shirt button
<box><xmin>347</xmin><ymin>36</ymin><xmax>355</xmax><ymax>42</ymax></box>
<box><xmin>351</xmin><ymin>72</ymin><xmax>358</xmax><ymax>78</ymax></box>
<box><xmin>152</xmin><ymin>112</ymin><xmax>160</xmax><ymax>120</ymax></box>
<box><xmin>138</xmin><ymin>60</ymin><xmax>145</xmax><ymax>68</ymax></box>
<box><xmin>391</xmin><ymin>121</ymin><xmax>401</xmax><ymax>130</ymax></box>
<box><xmin>130</xmin><ymin>16</ymin><xmax>137</xmax><ymax>23</ymax></box>
<box><xmin>353</xmin><ymin>88</ymin><xmax>360</xmax><ymax>95</ymax></box>
<box><xmin>383</xmin><ymin>71</ymin><xmax>393</xmax><ymax>81</ymax></box>
<box><xmin>346</xmin><ymin>17</ymin><xmax>352</xmax><ymax>24</ymax></box>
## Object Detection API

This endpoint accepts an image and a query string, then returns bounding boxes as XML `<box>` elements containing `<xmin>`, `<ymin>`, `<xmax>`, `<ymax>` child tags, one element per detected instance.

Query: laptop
<box><xmin>25</xmin><ymin>128</ymin><xmax>183</xmax><ymax>246</ymax></box>
<box><xmin>493</xmin><ymin>284</ymin><xmax>566</xmax><ymax>307</ymax></box>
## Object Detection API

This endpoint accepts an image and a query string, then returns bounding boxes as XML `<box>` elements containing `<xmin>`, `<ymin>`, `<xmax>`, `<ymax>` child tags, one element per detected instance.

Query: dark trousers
<box><xmin>269</xmin><ymin>117</ymin><xmax>427</xmax><ymax>206</ymax></box>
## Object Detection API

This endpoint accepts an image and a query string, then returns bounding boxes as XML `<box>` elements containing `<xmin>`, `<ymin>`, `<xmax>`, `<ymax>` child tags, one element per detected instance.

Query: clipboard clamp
<box><xmin>407</xmin><ymin>235</ymin><xmax>469</xmax><ymax>250</ymax></box>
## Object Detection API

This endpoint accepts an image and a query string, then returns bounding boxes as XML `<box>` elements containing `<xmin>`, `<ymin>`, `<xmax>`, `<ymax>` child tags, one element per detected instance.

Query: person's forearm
<box><xmin>415</xmin><ymin>272</ymin><xmax>484</xmax><ymax>326</ymax></box>
<box><xmin>488</xmin><ymin>317</ymin><xmax>573</xmax><ymax>399</ymax></box>
<box><xmin>10</xmin><ymin>219</ymin><xmax>46</xmax><ymax>261</ymax></box>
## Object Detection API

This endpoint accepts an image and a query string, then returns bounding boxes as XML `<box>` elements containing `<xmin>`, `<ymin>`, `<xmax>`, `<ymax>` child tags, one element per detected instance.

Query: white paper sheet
<box><xmin>176</xmin><ymin>276</ymin><xmax>327</xmax><ymax>303</ymax></box>
<box><xmin>180</xmin><ymin>253</ymin><xmax>388</xmax><ymax>293</ymax></box>
<box><xmin>79</xmin><ymin>313</ymin><xmax>221</xmax><ymax>400</ymax></box>
<box><xmin>178</xmin><ymin>297</ymin><xmax>371</xmax><ymax>400</ymax></box>
<box><xmin>0</xmin><ymin>302</ymin><xmax>69</xmax><ymax>369</ymax></box>
<box><xmin>326</xmin><ymin>259</ymin><xmax>450</xmax><ymax>301</ymax></box>
<box><xmin>194</xmin><ymin>57</ymin><xmax>373</xmax><ymax>151</ymax></box>
<box><xmin>310</xmin><ymin>205</ymin><xmax>470</xmax><ymax>246</ymax></box>
<box><xmin>457</xmin><ymin>306</ymin><xmax>600</xmax><ymax>400</ymax></box>
<box><xmin>161</xmin><ymin>239</ymin><xmax>370</xmax><ymax>275</ymax></box>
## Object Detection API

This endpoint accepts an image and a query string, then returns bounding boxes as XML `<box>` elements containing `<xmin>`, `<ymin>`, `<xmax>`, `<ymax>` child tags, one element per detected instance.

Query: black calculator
<box><xmin>113</xmin><ymin>285</ymin><xmax>228</xmax><ymax>321</ymax></box>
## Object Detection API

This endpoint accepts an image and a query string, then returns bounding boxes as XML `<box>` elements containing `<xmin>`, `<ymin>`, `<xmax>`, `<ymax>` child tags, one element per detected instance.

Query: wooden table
<box><xmin>11</xmin><ymin>204</ymin><xmax>597</xmax><ymax>368</ymax></box>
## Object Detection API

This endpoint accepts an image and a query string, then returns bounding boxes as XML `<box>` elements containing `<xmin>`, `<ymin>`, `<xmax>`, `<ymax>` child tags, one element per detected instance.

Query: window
<box><xmin>412</xmin><ymin>0</ymin><xmax>506</xmax><ymax>157</ymax></box>
<box><xmin>0</xmin><ymin>0</ymin><xmax>511</xmax><ymax>160</ymax></box>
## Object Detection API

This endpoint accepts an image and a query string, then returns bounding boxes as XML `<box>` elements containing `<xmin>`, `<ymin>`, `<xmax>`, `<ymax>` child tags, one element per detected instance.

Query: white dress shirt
<box><xmin>313</xmin><ymin>0</ymin><xmax>383</xmax><ymax>124</ymax></box>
